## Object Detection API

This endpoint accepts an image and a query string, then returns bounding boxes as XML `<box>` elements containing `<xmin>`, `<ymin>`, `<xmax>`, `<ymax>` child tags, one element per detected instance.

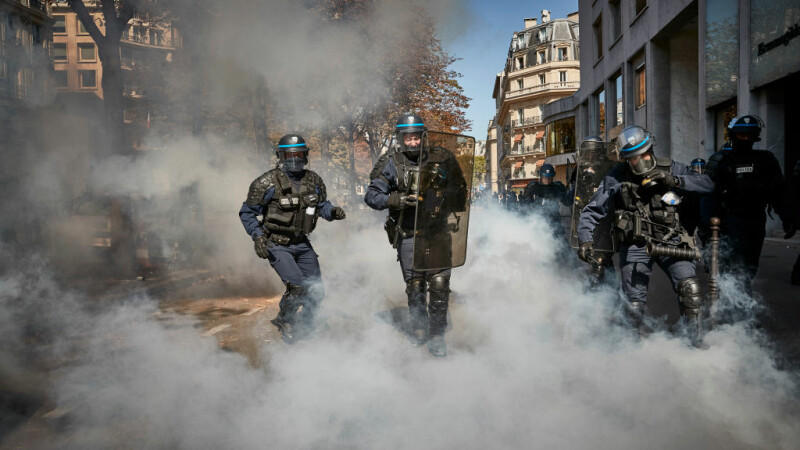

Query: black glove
<box><xmin>254</xmin><ymin>234</ymin><xmax>273</xmax><ymax>259</ymax></box>
<box><xmin>784</xmin><ymin>221</ymin><xmax>798</xmax><ymax>240</ymax></box>
<box><xmin>388</xmin><ymin>192</ymin><xmax>418</xmax><ymax>210</ymax></box>
<box><xmin>642</xmin><ymin>169</ymin><xmax>678</xmax><ymax>188</ymax></box>
<box><xmin>332</xmin><ymin>206</ymin><xmax>346</xmax><ymax>220</ymax></box>
<box><xmin>577</xmin><ymin>241</ymin><xmax>595</xmax><ymax>263</ymax></box>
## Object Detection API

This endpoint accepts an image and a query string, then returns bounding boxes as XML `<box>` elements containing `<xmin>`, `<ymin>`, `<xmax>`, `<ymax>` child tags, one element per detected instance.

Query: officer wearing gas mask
<box><xmin>364</xmin><ymin>114</ymin><xmax>464</xmax><ymax>357</ymax></box>
<box><xmin>239</xmin><ymin>134</ymin><xmax>346</xmax><ymax>343</ymax></box>
<box><xmin>577</xmin><ymin>126</ymin><xmax>714</xmax><ymax>341</ymax></box>
<box><xmin>705</xmin><ymin>116</ymin><xmax>795</xmax><ymax>293</ymax></box>
<box><xmin>520</xmin><ymin>163</ymin><xmax>570</xmax><ymax>235</ymax></box>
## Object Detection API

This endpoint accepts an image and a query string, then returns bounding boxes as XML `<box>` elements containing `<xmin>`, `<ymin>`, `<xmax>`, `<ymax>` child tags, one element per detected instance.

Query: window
<box><xmin>559</xmin><ymin>71</ymin><xmax>567</xmax><ymax>84</ymax></box>
<box><xmin>593</xmin><ymin>14</ymin><xmax>603</xmax><ymax>60</ymax></box>
<box><xmin>518</xmin><ymin>108</ymin><xmax>524</xmax><ymax>121</ymax></box>
<box><xmin>538</xmin><ymin>50</ymin><xmax>546</xmax><ymax>64</ymax></box>
<box><xmin>517</xmin><ymin>79</ymin><xmax>523</xmax><ymax>90</ymax></box>
<box><xmin>635</xmin><ymin>0</ymin><xmax>647</xmax><ymax>16</ymax></box>
<box><xmin>613</xmin><ymin>74</ymin><xmax>624</xmax><ymax>128</ymax></box>
<box><xmin>558</xmin><ymin>47</ymin><xmax>568</xmax><ymax>61</ymax></box>
<box><xmin>546</xmin><ymin>117</ymin><xmax>576</xmax><ymax>157</ymax></box>
<box><xmin>78</xmin><ymin>43</ymin><xmax>95</xmax><ymax>61</ymax></box>
<box><xmin>517</xmin><ymin>34</ymin><xmax>525</xmax><ymax>49</ymax></box>
<box><xmin>515</xmin><ymin>57</ymin><xmax>523</xmax><ymax>70</ymax></box>
<box><xmin>53</xmin><ymin>70</ymin><xmax>68</xmax><ymax>88</ymax></box>
<box><xmin>53</xmin><ymin>43</ymin><xmax>67</xmax><ymax>61</ymax></box>
<box><xmin>53</xmin><ymin>15</ymin><xmax>66</xmax><ymax>34</ymax></box>
<box><xmin>539</xmin><ymin>74</ymin><xmax>546</xmax><ymax>85</ymax></box>
<box><xmin>78</xmin><ymin>17</ymin><xmax>90</xmax><ymax>34</ymax></box>
<box><xmin>594</xmin><ymin>89</ymin><xmax>606</xmax><ymax>137</ymax></box>
<box><xmin>610</xmin><ymin>0</ymin><xmax>622</xmax><ymax>41</ymax></box>
<box><xmin>149</xmin><ymin>29</ymin><xmax>162</xmax><ymax>46</ymax></box>
<box><xmin>79</xmin><ymin>70</ymin><xmax>96</xmax><ymax>88</ymax></box>
<box><xmin>538</xmin><ymin>28</ymin><xmax>546</xmax><ymax>42</ymax></box>
<box><xmin>635</xmin><ymin>63</ymin><xmax>646</xmax><ymax>108</ymax></box>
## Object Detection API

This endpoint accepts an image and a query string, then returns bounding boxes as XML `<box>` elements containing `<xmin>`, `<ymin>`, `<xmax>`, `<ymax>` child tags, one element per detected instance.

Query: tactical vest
<box><xmin>371</xmin><ymin>149</ymin><xmax>420</xmax><ymax>233</ymax></box>
<box><xmin>710</xmin><ymin>149</ymin><xmax>781</xmax><ymax>215</ymax></box>
<box><xmin>614</xmin><ymin>158</ymin><xmax>685</xmax><ymax>244</ymax></box>
<box><xmin>248</xmin><ymin>168</ymin><xmax>326</xmax><ymax>242</ymax></box>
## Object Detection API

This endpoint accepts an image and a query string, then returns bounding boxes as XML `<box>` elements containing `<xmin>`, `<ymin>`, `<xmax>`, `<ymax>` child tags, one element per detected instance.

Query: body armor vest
<box><xmin>614</xmin><ymin>159</ymin><xmax>685</xmax><ymax>244</ymax></box>
<box><xmin>252</xmin><ymin>169</ymin><xmax>326</xmax><ymax>240</ymax></box>
<box><xmin>710</xmin><ymin>149</ymin><xmax>781</xmax><ymax>215</ymax></box>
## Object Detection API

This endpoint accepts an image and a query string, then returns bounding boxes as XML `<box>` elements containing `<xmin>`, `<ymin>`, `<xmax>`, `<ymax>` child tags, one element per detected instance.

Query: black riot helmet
<box><xmin>276</xmin><ymin>134</ymin><xmax>309</xmax><ymax>173</ymax></box>
<box><xmin>395</xmin><ymin>114</ymin><xmax>426</xmax><ymax>157</ymax></box>
<box><xmin>727</xmin><ymin>115</ymin><xmax>764</xmax><ymax>151</ymax></box>
<box><xmin>579</xmin><ymin>135</ymin><xmax>605</xmax><ymax>163</ymax></box>
<box><xmin>539</xmin><ymin>163</ymin><xmax>555</xmax><ymax>185</ymax></box>
<box><xmin>690</xmin><ymin>158</ymin><xmax>706</xmax><ymax>174</ymax></box>
<box><xmin>616</xmin><ymin>125</ymin><xmax>656</xmax><ymax>176</ymax></box>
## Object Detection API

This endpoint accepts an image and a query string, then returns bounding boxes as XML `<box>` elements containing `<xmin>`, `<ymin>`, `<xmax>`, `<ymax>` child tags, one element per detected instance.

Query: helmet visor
<box><xmin>628</xmin><ymin>152</ymin><xmax>656</xmax><ymax>175</ymax></box>
<box><xmin>278</xmin><ymin>149</ymin><xmax>307</xmax><ymax>161</ymax></box>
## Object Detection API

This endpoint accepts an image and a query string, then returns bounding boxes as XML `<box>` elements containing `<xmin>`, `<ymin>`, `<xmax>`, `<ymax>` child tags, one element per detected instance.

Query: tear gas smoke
<box><xmin>2</xmin><ymin>206</ymin><xmax>800</xmax><ymax>449</ymax></box>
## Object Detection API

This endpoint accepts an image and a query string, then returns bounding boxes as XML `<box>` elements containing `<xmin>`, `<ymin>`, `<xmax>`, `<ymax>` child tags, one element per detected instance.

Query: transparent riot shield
<box><xmin>412</xmin><ymin>131</ymin><xmax>474</xmax><ymax>271</ymax></box>
<box><xmin>569</xmin><ymin>138</ymin><xmax>617</xmax><ymax>252</ymax></box>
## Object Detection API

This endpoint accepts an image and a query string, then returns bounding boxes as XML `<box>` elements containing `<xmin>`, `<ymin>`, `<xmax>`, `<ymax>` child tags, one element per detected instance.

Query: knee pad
<box><xmin>677</xmin><ymin>277</ymin><xmax>703</xmax><ymax>310</ymax></box>
<box><xmin>428</xmin><ymin>274</ymin><xmax>450</xmax><ymax>302</ymax></box>
<box><xmin>287</xmin><ymin>283</ymin><xmax>306</xmax><ymax>298</ymax></box>
<box><xmin>405</xmin><ymin>278</ymin><xmax>426</xmax><ymax>296</ymax></box>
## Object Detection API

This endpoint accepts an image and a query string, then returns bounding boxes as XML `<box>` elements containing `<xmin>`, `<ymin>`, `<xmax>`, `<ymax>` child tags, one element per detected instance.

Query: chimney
<box><xmin>542</xmin><ymin>9</ymin><xmax>551</xmax><ymax>23</ymax></box>
<box><xmin>524</xmin><ymin>17</ymin><xmax>537</xmax><ymax>28</ymax></box>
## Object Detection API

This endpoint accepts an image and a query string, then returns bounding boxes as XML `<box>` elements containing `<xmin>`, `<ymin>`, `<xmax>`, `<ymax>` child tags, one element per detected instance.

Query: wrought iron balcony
<box><xmin>506</xmin><ymin>81</ymin><xmax>579</xmax><ymax>99</ymax></box>
<box><xmin>511</xmin><ymin>116</ymin><xmax>542</xmax><ymax>128</ymax></box>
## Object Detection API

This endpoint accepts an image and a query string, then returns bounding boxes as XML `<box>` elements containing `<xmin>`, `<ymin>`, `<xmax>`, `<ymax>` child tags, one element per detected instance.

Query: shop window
<box><xmin>546</xmin><ymin>117</ymin><xmax>576</xmax><ymax>157</ymax></box>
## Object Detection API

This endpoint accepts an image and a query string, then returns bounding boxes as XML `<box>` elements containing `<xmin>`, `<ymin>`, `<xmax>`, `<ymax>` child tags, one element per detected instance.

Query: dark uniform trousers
<box><xmin>397</xmin><ymin>237</ymin><xmax>451</xmax><ymax>336</ymax></box>
<box><xmin>267</xmin><ymin>240</ymin><xmax>324</xmax><ymax>321</ymax></box>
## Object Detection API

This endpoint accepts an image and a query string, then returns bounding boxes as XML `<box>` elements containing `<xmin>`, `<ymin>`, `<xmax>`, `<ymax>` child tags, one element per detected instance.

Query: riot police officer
<box><xmin>690</xmin><ymin>158</ymin><xmax>706</xmax><ymax>174</ymax></box>
<box><xmin>789</xmin><ymin>159</ymin><xmax>800</xmax><ymax>285</ymax></box>
<box><xmin>364</xmin><ymin>114</ymin><xmax>466</xmax><ymax>357</ymax></box>
<box><xmin>705</xmin><ymin>115</ymin><xmax>795</xmax><ymax>293</ymax></box>
<box><xmin>239</xmin><ymin>134</ymin><xmax>346</xmax><ymax>343</ymax></box>
<box><xmin>577</xmin><ymin>126</ymin><xmax>714</xmax><ymax>341</ymax></box>
<box><xmin>520</xmin><ymin>163</ymin><xmax>570</xmax><ymax>230</ymax></box>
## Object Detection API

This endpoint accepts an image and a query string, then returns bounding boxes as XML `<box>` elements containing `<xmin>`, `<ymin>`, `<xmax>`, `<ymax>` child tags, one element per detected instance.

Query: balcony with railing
<box><xmin>506</xmin><ymin>81</ymin><xmax>579</xmax><ymax>99</ymax></box>
<box><xmin>500</xmin><ymin>143</ymin><xmax>544</xmax><ymax>161</ymax></box>
<box><xmin>511</xmin><ymin>116</ymin><xmax>541</xmax><ymax>128</ymax></box>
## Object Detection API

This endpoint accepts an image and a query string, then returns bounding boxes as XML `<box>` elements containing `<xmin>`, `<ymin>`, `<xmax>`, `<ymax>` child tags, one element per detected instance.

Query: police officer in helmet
<box><xmin>239</xmin><ymin>134</ymin><xmax>346</xmax><ymax>344</ymax></box>
<box><xmin>364</xmin><ymin>114</ymin><xmax>465</xmax><ymax>357</ymax></box>
<box><xmin>520</xmin><ymin>163</ymin><xmax>570</xmax><ymax>240</ymax></box>
<box><xmin>690</xmin><ymin>158</ymin><xmax>706</xmax><ymax>174</ymax></box>
<box><xmin>577</xmin><ymin>126</ymin><xmax>714</xmax><ymax>342</ymax></box>
<box><xmin>705</xmin><ymin>115</ymin><xmax>795</xmax><ymax>293</ymax></box>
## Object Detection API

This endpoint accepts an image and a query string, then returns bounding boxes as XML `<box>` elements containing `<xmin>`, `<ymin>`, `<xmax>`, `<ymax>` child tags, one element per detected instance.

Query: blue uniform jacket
<box><xmin>238</xmin><ymin>169</ymin><xmax>335</xmax><ymax>240</ymax></box>
<box><xmin>364</xmin><ymin>156</ymin><xmax>417</xmax><ymax>210</ymax></box>
<box><xmin>577</xmin><ymin>160</ymin><xmax>715</xmax><ymax>245</ymax></box>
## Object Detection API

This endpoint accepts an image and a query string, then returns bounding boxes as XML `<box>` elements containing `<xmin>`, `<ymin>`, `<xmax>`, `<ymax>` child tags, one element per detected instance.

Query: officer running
<box><xmin>239</xmin><ymin>134</ymin><xmax>346</xmax><ymax>343</ymax></box>
<box><xmin>577</xmin><ymin>126</ymin><xmax>715</xmax><ymax>341</ymax></box>
<box><xmin>705</xmin><ymin>115</ymin><xmax>795</xmax><ymax>294</ymax></box>
<box><xmin>364</xmin><ymin>114</ymin><xmax>467</xmax><ymax>357</ymax></box>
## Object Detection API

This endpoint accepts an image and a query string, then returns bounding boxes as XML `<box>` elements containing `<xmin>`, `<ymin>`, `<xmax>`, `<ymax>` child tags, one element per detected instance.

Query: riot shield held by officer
<box><xmin>576</xmin><ymin>126</ymin><xmax>714</xmax><ymax>345</ymax></box>
<box><xmin>704</xmin><ymin>115</ymin><xmax>796</xmax><ymax>294</ymax></box>
<box><xmin>238</xmin><ymin>134</ymin><xmax>346</xmax><ymax>344</ymax></box>
<box><xmin>364</xmin><ymin>114</ymin><xmax>473</xmax><ymax>357</ymax></box>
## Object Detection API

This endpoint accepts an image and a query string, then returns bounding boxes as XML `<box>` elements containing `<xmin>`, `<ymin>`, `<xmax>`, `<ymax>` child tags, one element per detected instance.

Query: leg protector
<box><xmin>273</xmin><ymin>283</ymin><xmax>305</xmax><ymax>343</ymax></box>
<box><xmin>427</xmin><ymin>273</ymin><xmax>450</xmax><ymax>337</ymax></box>
<box><xmin>627</xmin><ymin>301</ymin><xmax>646</xmax><ymax>335</ymax></box>
<box><xmin>678</xmin><ymin>277</ymin><xmax>704</xmax><ymax>345</ymax></box>
<box><xmin>406</xmin><ymin>278</ymin><xmax>428</xmax><ymax>328</ymax></box>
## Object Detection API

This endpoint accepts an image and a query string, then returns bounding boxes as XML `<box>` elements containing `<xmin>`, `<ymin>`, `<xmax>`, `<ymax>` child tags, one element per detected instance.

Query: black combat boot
<box><xmin>678</xmin><ymin>277</ymin><xmax>705</xmax><ymax>348</ymax></box>
<box><xmin>627</xmin><ymin>301</ymin><xmax>646</xmax><ymax>339</ymax></box>
<box><xmin>271</xmin><ymin>284</ymin><xmax>304</xmax><ymax>344</ymax></box>
<box><xmin>427</xmin><ymin>274</ymin><xmax>450</xmax><ymax>357</ymax></box>
<box><xmin>406</xmin><ymin>278</ymin><xmax>428</xmax><ymax>346</ymax></box>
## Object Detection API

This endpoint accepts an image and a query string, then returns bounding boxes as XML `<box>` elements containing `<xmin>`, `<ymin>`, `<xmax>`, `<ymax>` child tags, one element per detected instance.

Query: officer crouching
<box><xmin>577</xmin><ymin>126</ymin><xmax>714</xmax><ymax>344</ymax></box>
<box><xmin>239</xmin><ymin>134</ymin><xmax>346</xmax><ymax>343</ymax></box>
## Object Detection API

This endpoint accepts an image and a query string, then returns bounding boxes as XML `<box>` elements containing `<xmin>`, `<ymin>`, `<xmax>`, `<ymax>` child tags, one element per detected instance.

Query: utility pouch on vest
<box><xmin>301</xmin><ymin>193</ymin><xmax>319</xmax><ymax>234</ymax></box>
<box><xmin>267</xmin><ymin>203</ymin><xmax>294</xmax><ymax>225</ymax></box>
<box><xmin>270</xmin><ymin>234</ymin><xmax>291</xmax><ymax>246</ymax></box>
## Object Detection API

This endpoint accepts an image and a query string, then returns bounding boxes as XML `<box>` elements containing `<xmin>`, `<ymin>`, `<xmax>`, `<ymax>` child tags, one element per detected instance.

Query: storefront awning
<box><xmin>513</xmin><ymin>161</ymin><xmax>523</xmax><ymax>169</ymax></box>
<box><xmin>511</xmin><ymin>180</ymin><xmax>529</xmax><ymax>188</ymax></box>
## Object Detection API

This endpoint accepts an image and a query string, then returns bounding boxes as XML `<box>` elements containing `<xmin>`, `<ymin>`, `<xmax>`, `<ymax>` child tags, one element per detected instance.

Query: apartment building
<box><xmin>544</xmin><ymin>0</ymin><xmax>799</xmax><ymax>184</ymax></box>
<box><xmin>490</xmin><ymin>10</ymin><xmax>580</xmax><ymax>193</ymax></box>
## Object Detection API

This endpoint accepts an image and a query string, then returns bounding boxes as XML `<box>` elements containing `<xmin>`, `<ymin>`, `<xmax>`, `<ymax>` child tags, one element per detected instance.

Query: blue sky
<box><xmin>444</xmin><ymin>0</ymin><xmax>579</xmax><ymax>137</ymax></box>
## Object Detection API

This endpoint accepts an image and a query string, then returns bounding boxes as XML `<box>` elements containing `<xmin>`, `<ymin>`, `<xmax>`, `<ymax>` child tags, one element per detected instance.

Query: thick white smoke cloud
<box><xmin>3</xmin><ymin>206</ymin><xmax>800</xmax><ymax>449</ymax></box>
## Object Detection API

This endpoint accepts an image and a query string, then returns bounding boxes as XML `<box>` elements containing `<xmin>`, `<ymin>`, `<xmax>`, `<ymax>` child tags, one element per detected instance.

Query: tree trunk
<box><xmin>98</xmin><ymin>40</ymin><xmax>126</xmax><ymax>154</ymax></box>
